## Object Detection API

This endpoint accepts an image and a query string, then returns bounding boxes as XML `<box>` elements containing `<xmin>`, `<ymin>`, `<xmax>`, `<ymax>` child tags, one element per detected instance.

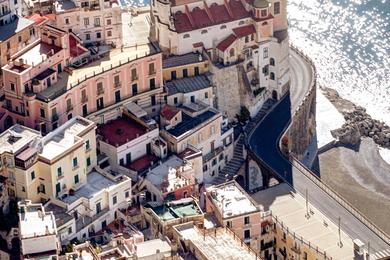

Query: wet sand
<box><xmin>318</xmin><ymin>138</ymin><xmax>390</xmax><ymax>235</ymax></box>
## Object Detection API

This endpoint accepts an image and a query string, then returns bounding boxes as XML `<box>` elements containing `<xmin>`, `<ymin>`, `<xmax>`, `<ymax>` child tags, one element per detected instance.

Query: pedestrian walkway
<box><xmin>210</xmin><ymin>99</ymin><xmax>276</xmax><ymax>185</ymax></box>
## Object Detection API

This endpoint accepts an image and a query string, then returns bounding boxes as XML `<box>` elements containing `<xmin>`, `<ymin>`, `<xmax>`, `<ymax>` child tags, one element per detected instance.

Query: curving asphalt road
<box><xmin>248</xmin><ymin>48</ymin><xmax>390</xmax><ymax>255</ymax></box>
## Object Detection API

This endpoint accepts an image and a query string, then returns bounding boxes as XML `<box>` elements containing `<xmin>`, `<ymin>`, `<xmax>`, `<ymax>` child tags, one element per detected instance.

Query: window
<box><xmin>6</xmin><ymin>42</ymin><xmax>10</xmax><ymax>49</ymax></box>
<box><xmin>190</xmin><ymin>95</ymin><xmax>195</xmax><ymax>103</ymax></box>
<box><xmin>97</xmin><ymin>97</ymin><xmax>104</xmax><ymax>110</ymax></box>
<box><xmin>151</xmin><ymin>95</ymin><xmax>156</xmax><ymax>106</ymax></box>
<box><xmin>132</xmin><ymin>83</ymin><xmax>138</xmax><ymax>95</ymax></box>
<box><xmin>65</xmin><ymin>18</ymin><xmax>69</xmax><ymax>24</ymax></box>
<box><xmin>68</xmin><ymin>227</ymin><xmax>72</xmax><ymax>235</ymax></box>
<box><xmin>107</xmin><ymin>19</ymin><xmax>111</xmax><ymax>25</ymax></box>
<box><xmin>112</xmin><ymin>196</ymin><xmax>117</xmax><ymax>205</ymax></box>
<box><xmin>270</xmin><ymin>72</ymin><xmax>275</xmax><ymax>80</ymax></box>
<box><xmin>244</xmin><ymin>216</ymin><xmax>250</xmax><ymax>225</ymax></box>
<box><xmin>85</xmin><ymin>33</ymin><xmax>90</xmax><ymax>40</ymax></box>
<box><xmin>131</xmin><ymin>68</ymin><xmax>137</xmax><ymax>81</ymax></box>
<box><xmin>114</xmin><ymin>75</ymin><xmax>120</xmax><ymax>86</ymax></box>
<box><xmin>96</xmin><ymin>202</ymin><xmax>101</xmax><ymax>214</ymax></box>
<box><xmin>82</xmin><ymin>104</ymin><xmax>88</xmax><ymax>117</ymax></box>
<box><xmin>274</xmin><ymin>2</ymin><xmax>280</xmax><ymax>14</ymax></box>
<box><xmin>96</xmin><ymin>32</ymin><xmax>101</xmax><ymax>39</ymax></box>
<box><xmin>37</xmin><ymin>184</ymin><xmax>45</xmax><ymax>194</ymax></box>
<box><xmin>66</xmin><ymin>98</ymin><xmax>72</xmax><ymax>111</ymax></box>
<box><xmin>40</xmin><ymin>108</ymin><xmax>45</xmax><ymax>118</ymax></box>
<box><xmin>183</xmin><ymin>68</ymin><xmax>188</xmax><ymax>77</ymax></box>
<box><xmin>210</xmin><ymin>125</ymin><xmax>215</xmax><ymax>135</ymax></box>
<box><xmin>205</xmin><ymin>92</ymin><xmax>208</xmax><ymax>99</ymax></box>
<box><xmin>85</xmin><ymin>140</ymin><xmax>90</xmax><ymax>150</ymax></box>
<box><xmin>263</xmin><ymin>65</ymin><xmax>269</xmax><ymax>76</ymax></box>
<box><xmin>115</xmin><ymin>90</ymin><xmax>121</xmax><ymax>103</ymax></box>
<box><xmin>10</xmin><ymin>82</ymin><xmax>15</xmax><ymax>92</ymax></box>
<box><xmin>201</xmin><ymin>29</ymin><xmax>208</xmax><ymax>34</ymax></box>
<box><xmin>171</xmin><ymin>70</ymin><xmax>177</xmax><ymax>80</ymax></box>
<box><xmin>245</xmin><ymin>36</ymin><xmax>249</xmax><ymax>43</ymax></box>
<box><xmin>212</xmin><ymin>159</ymin><xmax>217</xmax><ymax>166</ymax></box>
<box><xmin>57</xmin><ymin>167</ymin><xmax>62</xmax><ymax>177</ymax></box>
<box><xmin>270</xmin><ymin>58</ymin><xmax>275</xmax><ymax>66</ymax></box>
<box><xmin>81</xmin><ymin>89</ymin><xmax>87</xmax><ymax>102</ymax></box>
<box><xmin>244</xmin><ymin>229</ymin><xmax>250</xmax><ymax>239</ymax></box>
<box><xmin>86</xmin><ymin>157</ymin><xmax>91</xmax><ymax>167</ymax></box>
<box><xmin>97</xmin><ymin>82</ymin><xmax>103</xmax><ymax>94</ymax></box>
<box><xmin>183</xmin><ymin>33</ymin><xmax>190</xmax><ymax>38</ymax></box>
<box><xmin>251</xmin><ymin>34</ymin><xmax>254</xmax><ymax>41</ymax></box>
<box><xmin>226</xmin><ymin>221</ymin><xmax>232</xmax><ymax>228</ymax></box>
<box><xmin>149</xmin><ymin>78</ymin><xmax>156</xmax><ymax>89</ymax></box>
<box><xmin>84</xmin><ymin>18</ymin><xmax>89</xmax><ymax>26</ymax></box>
<box><xmin>119</xmin><ymin>158</ymin><xmax>124</xmax><ymax>166</ymax></box>
<box><xmin>263</xmin><ymin>47</ymin><xmax>268</xmax><ymax>58</ymax></box>
<box><xmin>194</xmin><ymin>66</ymin><xmax>199</xmax><ymax>76</ymax></box>
<box><xmin>94</xmin><ymin>17</ymin><xmax>100</xmax><ymax>26</ymax></box>
<box><xmin>149</xmin><ymin>63</ymin><xmax>155</xmax><ymax>75</ymax></box>
<box><xmin>101</xmin><ymin>220</ymin><xmax>107</xmax><ymax>229</ymax></box>
<box><xmin>22</xmin><ymin>186</ymin><xmax>25</xmax><ymax>192</ymax></box>
<box><xmin>31</xmin><ymin>171</ymin><xmax>35</xmax><ymax>180</ymax></box>
<box><xmin>74</xmin><ymin>174</ymin><xmax>79</xmax><ymax>184</ymax></box>
<box><xmin>203</xmin><ymin>164</ymin><xmax>208</xmax><ymax>172</ymax></box>
<box><xmin>125</xmin><ymin>191</ymin><xmax>130</xmax><ymax>198</ymax></box>
<box><xmin>73</xmin><ymin>157</ymin><xmax>78</xmax><ymax>168</ymax></box>
<box><xmin>220</xmin><ymin>25</ymin><xmax>227</xmax><ymax>29</ymax></box>
<box><xmin>18</xmin><ymin>35</ymin><xmax>22</xmax><ymax>43</ymax></box>
<box><xmin>261</xmin><ymin>9</ymin><xmax>267</xmax><ymax>17</ymax></box>
<box><xmin>173</xmin><ymin>97</ymin><xmax>178</xmax><ymax>104</ymax></box>
<box><xmin>56</xmin><ymin>183</ymin><xmax>61</xmax><ymax>195</ymax></box>
<box><xmin>219</xmin><ymin>153</ymin><xmax>224</xmax><ymax>161</ymax></box>
<box><xmin>126</xmin><ymin>153</ymin><xmax>131</xmax><ymax>164</ymax></box>
<box><xmin>229</xmin><ymin>48</ymin><xmax>235</xmax><ymax>57</ymax></box>
<box><xmin>107</xmin><ymin>30</ymin><xmax>112</xmax><ymax>37</ymax></box>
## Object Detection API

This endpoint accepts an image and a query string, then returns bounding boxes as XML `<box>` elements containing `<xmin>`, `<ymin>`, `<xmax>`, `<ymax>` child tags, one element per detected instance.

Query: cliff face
<box><xmin>287</xmin><ymin>83</ymin><xmax>317</xmax><ymax>159</ymax></box>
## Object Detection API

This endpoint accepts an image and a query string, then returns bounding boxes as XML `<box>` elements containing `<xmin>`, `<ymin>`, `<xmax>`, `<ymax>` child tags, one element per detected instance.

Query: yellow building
<box><xmin>1</xmin><ymin>116</ymin><xmax>97</xmax><ymax>203</ymax></box>
<box><xmin>0</xmin><ymin>16</ymin><xmax>38</xmax><ymax>69</ymax></box>
<box><xmin>162</xmin><ymin>52</ymin><xmax>209</xmax><ymax>82</ymax></box>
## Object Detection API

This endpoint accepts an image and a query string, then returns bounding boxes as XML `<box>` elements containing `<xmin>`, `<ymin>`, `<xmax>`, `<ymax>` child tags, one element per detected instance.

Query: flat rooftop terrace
<box><xmin>174</xmin><ymin>223</ymin><xmax>257</xmax><ymax>260</ymax></box>
<box><xmin>166</xmin><ymin>109</ymin><xmax>216</xmax><ymax>138</ymax></box>
<box><xmin>36</xmin><ymin>44</ymin><xmax>159</xmax><ymax>101</ymax></box>
<box><xmin>19</xmin><ymin>205</ymin><xmax>56</xmax><ymax>238</ymax></box>
<box><xmin>98</xmin><ymin>116</ymin><xmax>147</xmax><ymax>147</ymax></box>
<box><xmin>252</xmin><ymin>183</ymin><xmax>356</xmax><ymax>260</ymax></box>
<box><xmin>207</xmin><ymin>181</ymin><xmax>259</xmax><ymax>218</ymax></box>
<box><xmin>61</xmin><ymin>171</ymin><xmax>122</xmax><ymax>204</ymax></box>
<box><xmin>0</xmin><ymin>125</ymin><xmax>41</xmax><ymax>155</ymax></box>
<box><xmin>18</xmin><ymin>42</ymin><xmax>62</xmax><ymax>66</ymax></box>
<box><xmin>41</xmin><ymin>117</ymin><xmax>93</xmax><ymax>160</ymax></box>
<box><xmin>147</xmin><ymin>198</ymin><xmax>202</xmax><ymax>221</ymax></box>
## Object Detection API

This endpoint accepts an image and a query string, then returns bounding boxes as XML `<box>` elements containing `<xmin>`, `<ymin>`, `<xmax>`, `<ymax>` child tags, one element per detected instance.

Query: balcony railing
<box><xmin>82</xmin><ymin>96</ymin><xmax>88</xmax><ymax>103</ymax></box>
<box><xmin>114</xmin><ymin>81</ymin><xmax>121</xmax><ymax>88</ymax></box>
<box><xmin>97</xmin><ymin>88</ymin><xmax>104</xmax><ymax>95</ymax></box>
<box><xmin>131</xmin><ymin>75</ymin><xmax>138</xmax><ymax>81</ymax></box>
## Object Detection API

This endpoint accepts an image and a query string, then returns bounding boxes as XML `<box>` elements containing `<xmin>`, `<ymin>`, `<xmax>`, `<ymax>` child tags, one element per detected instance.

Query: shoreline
<box><xmin>316</xmin><ymin>86</ymin><xmax>390</xmax><ymax>235</ymax></box>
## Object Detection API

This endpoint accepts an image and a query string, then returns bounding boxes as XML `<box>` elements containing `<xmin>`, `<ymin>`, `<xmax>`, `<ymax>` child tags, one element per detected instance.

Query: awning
<box><xmin>125</xmin><ymin>102</ymin><xmax>147</xmax><ymax>118</ymax></box>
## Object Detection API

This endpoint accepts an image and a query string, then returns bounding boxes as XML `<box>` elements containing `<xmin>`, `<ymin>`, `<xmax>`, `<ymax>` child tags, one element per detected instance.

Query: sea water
<box><xmin>289</xmin><ymin>0</ymin><xmax>390</xmax><ymax>125</ymax></box>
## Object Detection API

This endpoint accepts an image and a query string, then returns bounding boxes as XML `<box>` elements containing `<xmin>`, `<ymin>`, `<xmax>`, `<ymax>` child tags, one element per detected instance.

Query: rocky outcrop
<box><xmin>323</xmin><ymin>87</ymin><xmax>390</xmax><ymax>148</ymax></box>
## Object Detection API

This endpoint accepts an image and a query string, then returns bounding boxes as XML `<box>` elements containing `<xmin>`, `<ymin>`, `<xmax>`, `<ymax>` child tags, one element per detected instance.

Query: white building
<box><xmin>18</xmin><ymin>200</ymin><xmax>60</xmax><ymax>259</ymax></box>
<box><xmin>45</xmin><ymin>168</ymin><xmax>132</xmax><ymax>244</ymax></box>
<box><xmin>53</xmin><ymin>0</ymin><xmax>123</xmax><ymax>46</ymax></box>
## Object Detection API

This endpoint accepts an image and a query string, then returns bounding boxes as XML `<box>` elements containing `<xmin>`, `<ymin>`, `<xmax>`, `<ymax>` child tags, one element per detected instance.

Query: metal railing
<box><xmin>285</xmin><ymin>44</ymin><xmax>390</xmax><ymax>245</ymax></box>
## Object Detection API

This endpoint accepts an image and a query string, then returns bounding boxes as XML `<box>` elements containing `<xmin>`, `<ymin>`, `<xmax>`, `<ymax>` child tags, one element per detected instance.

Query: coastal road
<box><xmin>248</xmin><ymin>48</ymin><xmax>390</xmax><ymax>255</ymax></box>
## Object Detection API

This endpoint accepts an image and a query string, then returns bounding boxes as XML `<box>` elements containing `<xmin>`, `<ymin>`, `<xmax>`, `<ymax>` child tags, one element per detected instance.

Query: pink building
<box><xmin>0</xmin><ymin>23</ymin><xmax>163</xmax><ymax>133</ymax></box>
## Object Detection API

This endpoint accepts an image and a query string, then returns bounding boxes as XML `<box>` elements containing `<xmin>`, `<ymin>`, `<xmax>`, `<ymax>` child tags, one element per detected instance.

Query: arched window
<box><xmin>183</xmin><ymin>33</ymin><xmax>190</xmax><ymax>38</ymax></box>
<box><xmin>220</xmin><ymin>25</ymin><xmax>227</xmax><ymax>29</ymax></box>
<box><xmin>270</xmin><ymin>58</ymin><xmax>275</xmax><ymax>66</ymax></box>
<box><xmin>270</xmin><ymin>72</ymin><xmax>275</xmax><ymax>80</ymax></box>
<box><xmin>262</xmin><ymin>21</ymin><xmax>268</xmax><ymax>26</ymax></box>
<box><xmin>229</xmin><ymin>48</ymin><xmax>235</xmax><ymax>57</ymax></box>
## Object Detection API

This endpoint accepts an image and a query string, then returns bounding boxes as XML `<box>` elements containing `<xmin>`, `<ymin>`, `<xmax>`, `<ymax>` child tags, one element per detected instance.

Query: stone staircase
<box><xmin>211</xmin><ymin>99</ymin><xmax>277</xmax><ymax>185</ymax></box>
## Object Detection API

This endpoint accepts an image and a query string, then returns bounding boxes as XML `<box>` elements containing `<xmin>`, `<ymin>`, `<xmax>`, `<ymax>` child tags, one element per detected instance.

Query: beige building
<box><xmin>160</xmin><ymin>104</ymin><xmax>234</xmax><ymax>182</ymax></box>
<box><xmin>0</xmin><ymin>116</ymin><xmax>97</xmax><ymax>203</ymax></box>
<box><xmin>205</xmin><ymin>181</ymin><xmax>264</xmax><ymax>253</ymax></box>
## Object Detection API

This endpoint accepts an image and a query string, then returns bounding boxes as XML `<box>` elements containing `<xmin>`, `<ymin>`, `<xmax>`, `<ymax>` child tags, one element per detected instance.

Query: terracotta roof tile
<box><xmin>216</xmin><ymin>34</ymin><xmax>237</xmax><ymax>51</ymax></box>
<box><xmin>233</xmin><ymin>24</ymin><xmax>256</xmax><ymax>38</ymax></box>
<box><xmin>161</xmin><ymin>105</ymin><xmax>181</xmax><ymax>121</ymax></box>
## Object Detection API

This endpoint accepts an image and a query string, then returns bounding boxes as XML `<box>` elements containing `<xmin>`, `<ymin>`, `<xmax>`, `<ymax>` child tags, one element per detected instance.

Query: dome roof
<box><xmin>253</xmin><ymin>0</ymin><xmax>269</xmax><ymax>9</ymax></box>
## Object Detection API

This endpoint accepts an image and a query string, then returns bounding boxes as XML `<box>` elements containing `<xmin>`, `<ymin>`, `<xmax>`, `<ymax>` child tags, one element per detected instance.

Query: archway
<box><xmin>272</xmin><ymin>90</ymin><xmax>278</xmax><ymax>100</ymax></box>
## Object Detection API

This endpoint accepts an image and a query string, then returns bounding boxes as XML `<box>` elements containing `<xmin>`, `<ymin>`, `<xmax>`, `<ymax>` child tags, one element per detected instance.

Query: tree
<box><xmin>238</xmin><ymin>106</ymin><xmax>251</xmax><ymax>123</ymax></box>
